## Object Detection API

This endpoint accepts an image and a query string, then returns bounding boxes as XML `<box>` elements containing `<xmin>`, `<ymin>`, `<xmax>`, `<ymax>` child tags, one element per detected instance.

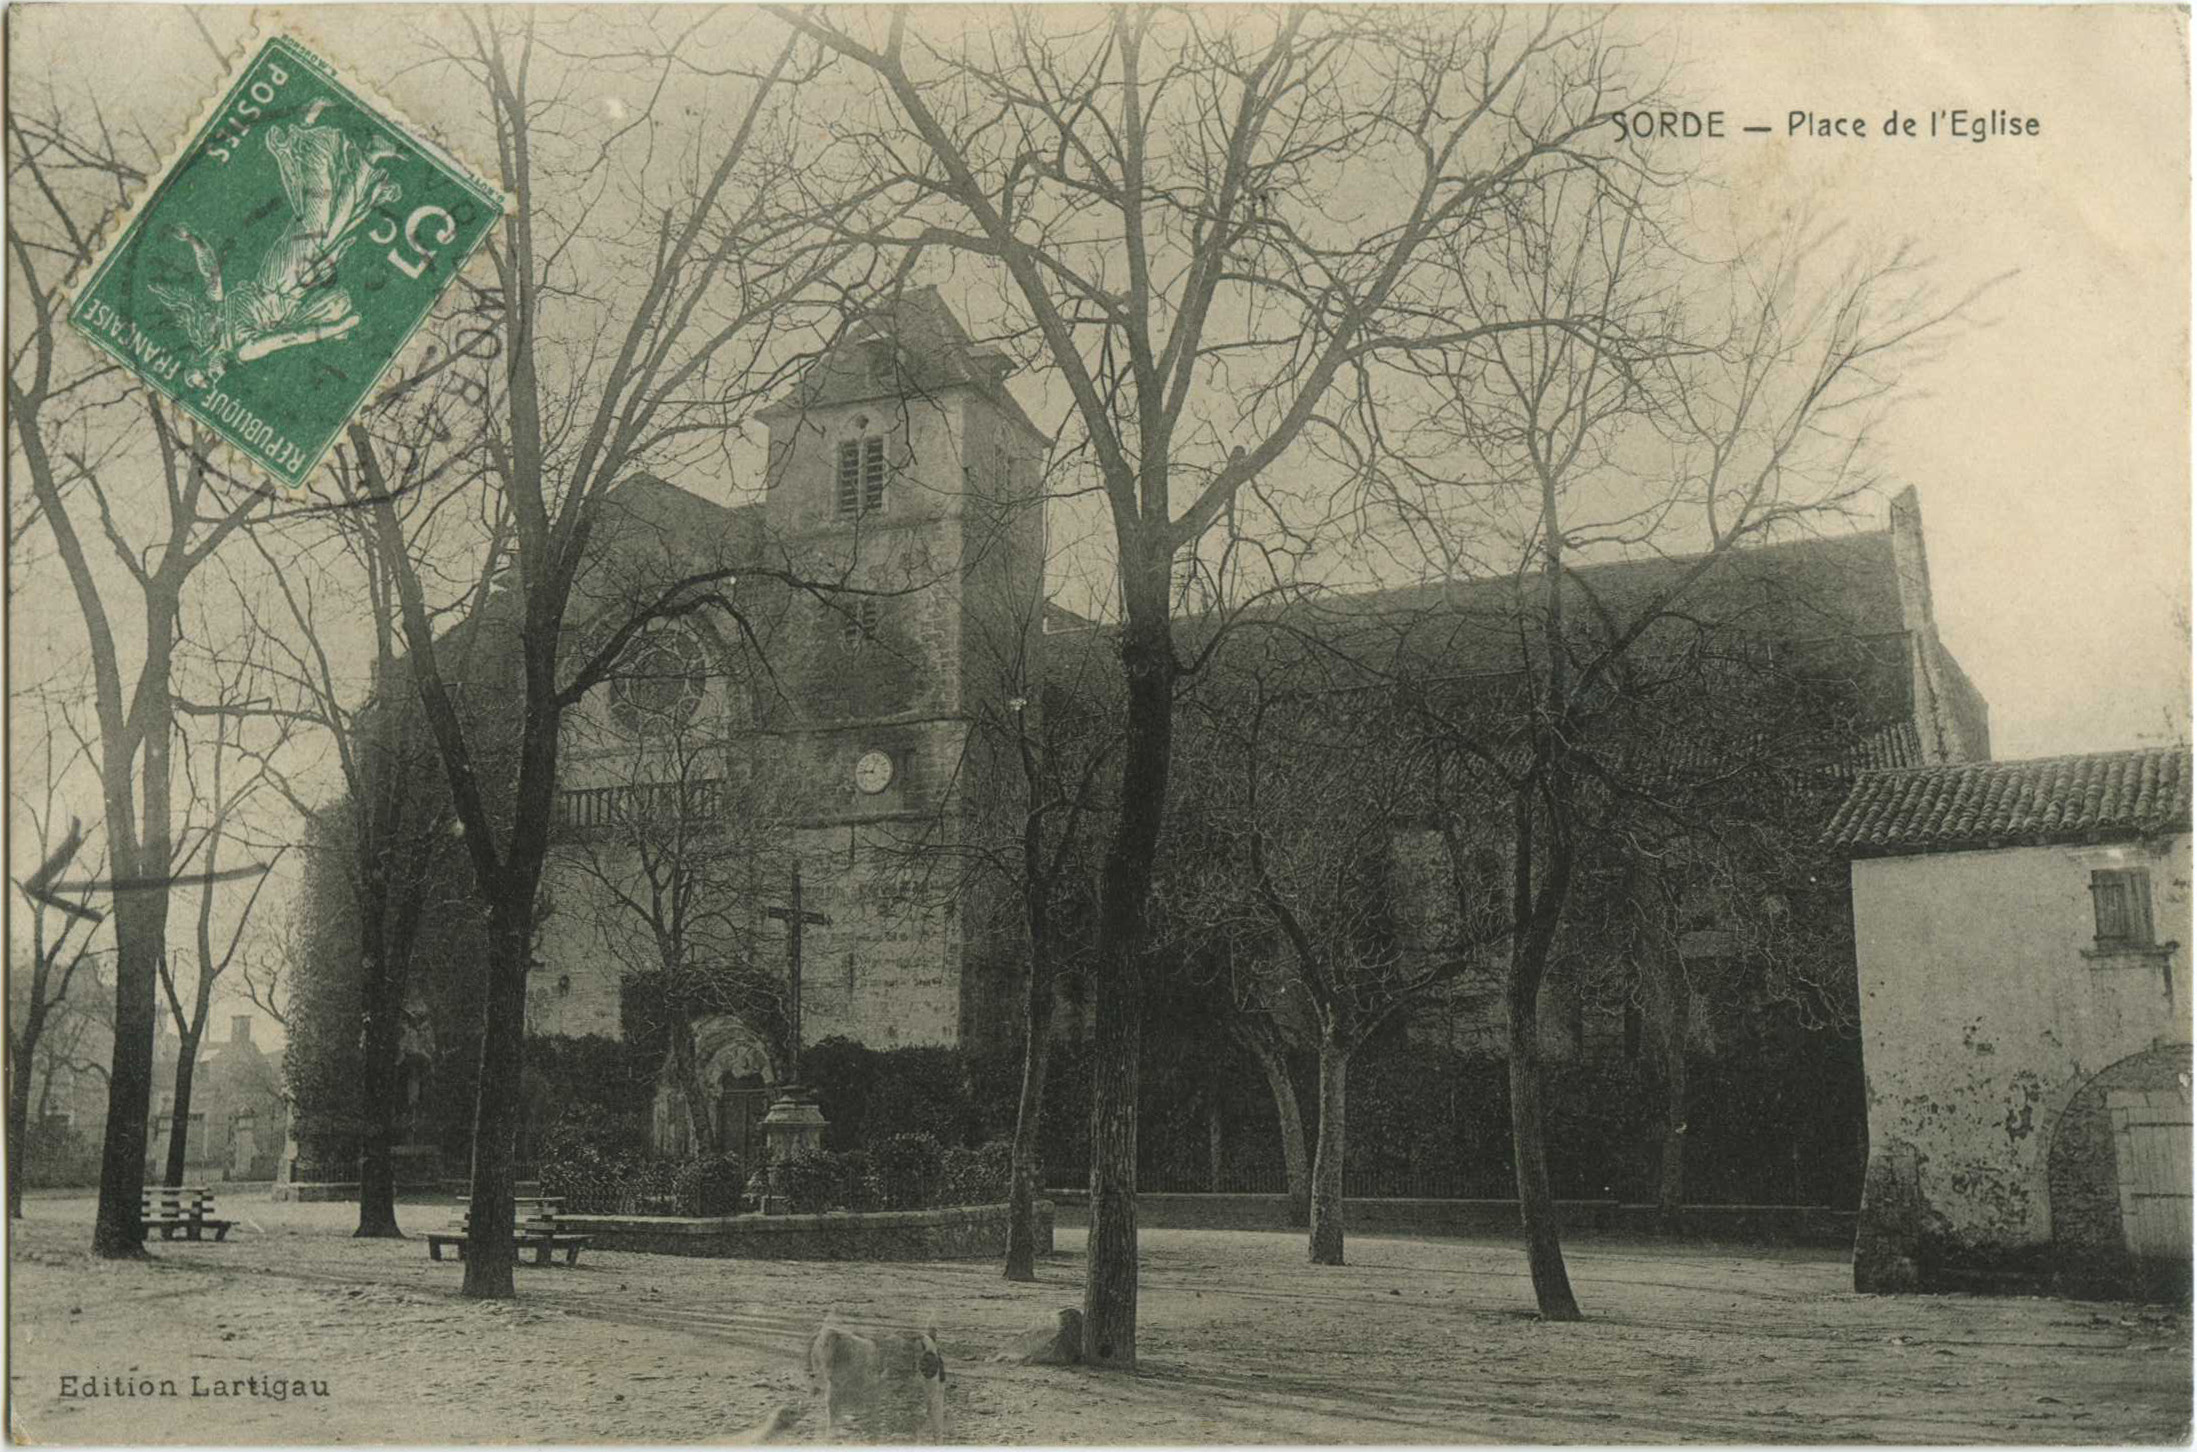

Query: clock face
<box><xmin>853</xmin><ymin>749</ymin><xmax>895</xmax><ymax>795</ymax></box>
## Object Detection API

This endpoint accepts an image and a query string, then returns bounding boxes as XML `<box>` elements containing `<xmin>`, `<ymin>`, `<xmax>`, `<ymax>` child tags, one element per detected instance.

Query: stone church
<box><xmin>513</xmin><ymin>289</ymin><xmax>1991</xmax><ymax>1164</ymax></box>
<box><xmin>526</xmin><ymin>290</ymin><xmax>1051</xmax><ymax>1152</ymax></box>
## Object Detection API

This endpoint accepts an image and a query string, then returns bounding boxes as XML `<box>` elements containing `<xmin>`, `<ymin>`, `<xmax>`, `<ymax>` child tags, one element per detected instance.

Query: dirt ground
<box><xmin>6</xmin><ymin>1192</ymin><xmax>2188</xmax><ymax>1445</ymax></box>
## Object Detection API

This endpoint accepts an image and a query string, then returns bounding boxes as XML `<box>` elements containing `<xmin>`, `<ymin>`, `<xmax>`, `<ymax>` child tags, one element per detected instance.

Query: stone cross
<box><xmin>765</xmin><ymin>862</ymin><xmax>830</xmax><ymax>1073</ymax></box>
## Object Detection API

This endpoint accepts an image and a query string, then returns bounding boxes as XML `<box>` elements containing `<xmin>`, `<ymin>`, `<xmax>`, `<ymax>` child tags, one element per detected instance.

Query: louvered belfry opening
<box><xmin>835</xmin><ymin>436</ymin><xmax>886</xmax><ymax>519</ymax></box>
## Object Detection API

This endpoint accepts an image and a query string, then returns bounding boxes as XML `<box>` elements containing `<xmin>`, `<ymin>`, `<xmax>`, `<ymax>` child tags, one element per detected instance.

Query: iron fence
<box><xmin>1047</xmin><ymin>1163</ymin><xmax>1516</xmax><ymax>1200</ymax></box>
<box><xmin>543</xmin><ymin>1155</ymin><xmax>749</xmax><ymax>1217</ymax></box>
<box><xmin>557</xmin><ymin>1184</ymin><xmax>709</xmax><ymax>1216</ymax></box>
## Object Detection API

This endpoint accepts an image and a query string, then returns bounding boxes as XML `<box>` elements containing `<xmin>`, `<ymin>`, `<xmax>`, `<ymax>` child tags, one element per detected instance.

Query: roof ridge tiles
<box><xmin>1826</xmin><ymin>744</ymin><xmax>2193</xmax><ymax>857</ymax></box>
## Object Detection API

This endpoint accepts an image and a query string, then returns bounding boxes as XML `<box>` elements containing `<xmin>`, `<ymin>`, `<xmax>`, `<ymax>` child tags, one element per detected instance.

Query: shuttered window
<box><xmin>835</xmin><ymin>436</ymin><xmax>887</xmax><ymax>518</ymax></box>
<box><xmin>838</xmin><ymin>598</ymin><xmax>883</xmax><ymax>651</ymax></box>
<box><xmin>2090</xmin><ymin>867</ymin><xmax>2156</xmax><ymax>948</ymax></box>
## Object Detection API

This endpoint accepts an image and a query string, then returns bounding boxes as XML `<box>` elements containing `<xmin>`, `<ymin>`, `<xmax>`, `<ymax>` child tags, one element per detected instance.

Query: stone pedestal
<box><xmin>759</xmin><ymin>1086</ymin><xmax>827</xmax><ymax>1215</ymax></box>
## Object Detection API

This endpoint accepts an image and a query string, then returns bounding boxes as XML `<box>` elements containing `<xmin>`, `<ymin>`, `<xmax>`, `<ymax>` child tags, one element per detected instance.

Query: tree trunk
<box><xmin>460</xmin><ymin>900</ymin><xmax>532</xmax><ymax>1299</ymax></box>
<box><xmin>8</xmin><ymin>1001</ymin><xmax>48</xmax><ymax>1219</ymax></box>
<box><xmin>5</xmin><ymin>1102</ymin><xmax>26</xmax><ymax>1220</ymax></box>
<box><xmin>1004</xmin><ymin>965</ymin><xmax>1057</xmax><ymax>1282</ymax></box>
<box><xmin>1642</xmin><ymin>939</ymin><xmax>1688</xmax><ymax>1226</ymax></box>
<box><xmin>163</xmin><ymin>1030</ymin><xmax>202</xmax><ymax>1188</ymax></box>
<box><xmin>1308</xmin><ymin>1035</ymin><xmax>1349</xmax><ymax>1266</ymax></box>
<box><xmin>1508</xmin><ymin>969</ymin><xmax>1581</xmax><ymax>1320</ymax></box>
<box><xmin>5</xmin><ymin>1071</ymin><xmax>27</xmax><ymax>1221</ymax></box>
<box><xmin>1238</xmin><ymin>1027</ymin><xmax>1310</xmax><ymax>1227</ymax></box>
<box><xmin>1084</xmin><ymin>962</ymin><xmax>1141</xmax><ymax>1366</ymax></box>
<box><xmin>1505</xmin><ymin>383</ymin><xmax>1586</xmax><ymax>1320</ymax></box>
<box><xmin>1206</xmin><ymin>1099</ymin><xmax>1223</xmax><ymax>1194</ymax></box>
<box><xmin>92</xmin><ymin>889</ymin><xmax>164</xmax><ymax>1258</ymax></box>
<box><xmin>356</xmin><ymin>980</ymin><xmax>407</xmax><ymax>1238</ymax></box>
<box><xmin>1081</xmin><ymin>603</ymin><xmax>1173</xmax><ymax>1371</ymax></box>
<box><xmin>1654</xmin><ymin>1022</ymin><xmax>1687</xmax><ymax>1227</ymax></box>
<box><xmin>668</xmin><ymin>1014</ymin><xmax>717</xmax><ymax>1156</ymax></box>
<box><xmin>1656</xmin><ymin>1065</ymin><xmax>1687</xmax><ymax>1225</ymax></box>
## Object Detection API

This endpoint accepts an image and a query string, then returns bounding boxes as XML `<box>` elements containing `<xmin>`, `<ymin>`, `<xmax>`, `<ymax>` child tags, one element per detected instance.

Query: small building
<box><xmin>148</xmin><ymin>1014</ymin><xmax>288</xmax><ymax>1183</ymax></box>
<box><xmin>1827</xmin><ymin>745</ymin><xmax>2193</xmax><ymax>1297</ymax></box>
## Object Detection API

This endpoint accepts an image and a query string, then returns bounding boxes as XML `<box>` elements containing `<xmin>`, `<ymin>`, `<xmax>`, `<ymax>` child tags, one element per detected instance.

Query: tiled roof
<box><xmin>760</xmin><ymin>286</ymin><xmax>1048</xmax><ymax>442</ymax></box>
<box><xmin>1852</xmin><ymin>720</ymin><xmax>1926</xmax><ymax>772</ymax></box>
<box><xmin>1824</xmin><ymin>746</ymin><xmax>2193</xmax><ymax>857</ymax></box>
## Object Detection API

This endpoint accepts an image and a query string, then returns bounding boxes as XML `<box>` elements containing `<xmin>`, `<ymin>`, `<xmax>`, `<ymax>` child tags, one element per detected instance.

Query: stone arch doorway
<box><xmin>717</xmin><ymin>1072</ymin><xmax>770</xmax><ymax>1167</ymax></box>
<box><xmin>652</xmin><ymin>1017</ymin><xmax>778</xmax><ymax>1157</ymax></box>
<box><xmin>2047</xmin><ymin>1042</ymin><xmax>2192</xmax><ymax>1300</ymax></box>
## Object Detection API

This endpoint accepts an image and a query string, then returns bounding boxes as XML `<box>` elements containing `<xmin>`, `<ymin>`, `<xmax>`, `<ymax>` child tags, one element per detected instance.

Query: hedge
<box><xmin>772</xmin><ymin>1137</ymin><xmax>1013</xmax><ymax>1214</ymax></box>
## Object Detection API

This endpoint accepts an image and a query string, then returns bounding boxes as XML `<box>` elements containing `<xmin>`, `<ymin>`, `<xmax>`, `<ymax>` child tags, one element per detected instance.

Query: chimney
<box><xmin>1887</xmin><ymin>485</ymin><xmax>1937</xmax><ymax>637</ymax></box>
<box><xmin>231</xmin><ymin>1015</ymin><xmax>253</xmax><ymax>1047</ymax></box>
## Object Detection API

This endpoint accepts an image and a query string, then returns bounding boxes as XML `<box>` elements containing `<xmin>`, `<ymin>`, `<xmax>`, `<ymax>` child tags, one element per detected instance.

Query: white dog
<box><xmin>806</xmin><ymin>1310</ymin><xmax>948</xmax><ymax>1441</ymax></box>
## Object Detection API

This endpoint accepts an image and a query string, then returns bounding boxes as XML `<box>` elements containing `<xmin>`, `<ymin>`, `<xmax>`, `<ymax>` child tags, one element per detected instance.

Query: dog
<box><xmin>806</xmin><ymin>1310</ymin><xmax>948</xmax><ymax>1442</ymax></box>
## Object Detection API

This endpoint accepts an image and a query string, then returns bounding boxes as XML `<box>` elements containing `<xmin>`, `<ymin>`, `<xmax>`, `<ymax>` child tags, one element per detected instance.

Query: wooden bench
<box><xmin>426</xmin><ymin>1195</ymin><xmax>591</xmax><ymax>1267</ymax></box>
<box><xmin>138</xmin><ymin>1184</ymin><xmax>235</xmax><ymax>1242</ymax></box>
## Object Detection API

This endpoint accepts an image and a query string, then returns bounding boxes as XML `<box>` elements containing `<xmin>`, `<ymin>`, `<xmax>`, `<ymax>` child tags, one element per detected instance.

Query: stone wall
<box><xmin>566</xmin><ymin>1200</ymin><xmax>1052</xmax><ymax>1261</ymax></box>
<box><xmin>532</xmin><ymin>818</ymin><xmax>973</xmax><ymax>1054</ymax></box>
<box><xmin>1850</xmin><ymin>834</ymin><xmax>2192</xmax><ymax>1293</ymax></box>
<box><xmin>270</xmin><ymin>1181</ymin><xmax>360</xmax><ymax>1204</ymax></box>
<box><xmin>783</xmin><ymin>824</ymin><xmax>964</xmax><ymax>1050</ymax></box>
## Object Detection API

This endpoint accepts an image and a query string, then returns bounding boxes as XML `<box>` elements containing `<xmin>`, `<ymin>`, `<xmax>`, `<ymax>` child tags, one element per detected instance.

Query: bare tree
<box><xmin>957</xmin><ymin>616</ymin><xmax>1116</xmax><ymax>1282</ymax></box>
<box><xmin>1164</xmin><ymin>644</ymin><xmax>1504</xmax><ymax>1265</ymax></box>
<box><xmin>1552</xmin><ymin>659</ymin><xmax>1871</xmax><ymax>1223</ymax></box>
<box><xmin>1385</xmin><ymin>177</ymin><xmax>1972</xmax><ymax>1315</ymax></box>
<box><xmin>1228</xmin><ymin>1013</ymin><xmax>1311</xmax><ymax>1229</ymax></box>
<box><xmin>777</xmin><ymin>7</ymin><xmax>1633</xmax><ymax>1364</ymax></box>
<box><xmin>8</xmin><ymin>706</ymin><xmax>108</xmax><ymax>1216</ymax></box>
<box><xmin>220</xmin><ymin>381</ymin><xmax>513</xmax><ymax>1238</ymax></box>
<box><xmin>155</xmin><ymin>644</ymin><xmax>288</xmax><ymax>1189</ymax></box>
<box><xmin>9</xmin><ymin>84</ymin><xmax>269</xmax><ymax>1256</ymax></box>
<box><xmin>360</xmin><ymin>11</ymin><xmax>857</xmax><ymax>1298</ymax></box>
<box><xmin>235</xmin><ymin>937</ymin><xmax>292</xmax><ymax>1031</ymax></box>
<box><xmin>984</xmin><ymin>689</ymin><xmax>1113</xmax><ymax>1282</ymax></box>
<box><xmin>555</xmin><ymin>624</ymin><xmax>805</xmax><ymax>1155</ymax></box>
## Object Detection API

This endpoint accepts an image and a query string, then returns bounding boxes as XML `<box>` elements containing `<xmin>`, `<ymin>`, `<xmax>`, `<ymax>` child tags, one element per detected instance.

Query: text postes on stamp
<box><xmin>67</xmin><ymin>35</ymin><xmax>501</xmax><ymax>489</ymax></box>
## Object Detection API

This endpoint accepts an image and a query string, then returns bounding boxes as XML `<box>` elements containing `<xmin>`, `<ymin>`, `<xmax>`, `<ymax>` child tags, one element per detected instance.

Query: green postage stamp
<box><xmin>68</xmin><ymin>35</ymin><xmax>501</xmax><ymax>488</ymax></box>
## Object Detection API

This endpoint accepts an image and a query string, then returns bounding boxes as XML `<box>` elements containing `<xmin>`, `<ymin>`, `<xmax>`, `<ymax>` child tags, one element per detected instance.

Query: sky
<box><xmin>15</xmin><ymin>5</ymin><xmax>2189</xmax><ymax>756</ymax></box>
<box><xmin>1626</xmin><ymin>5</ymin><xmax>2191</xmax><ymax>759</ymax></box>
<box><xmin>7</xmin><ymin>5</ymin><xmax>2192</xmax><ymax>1049</ymax></box>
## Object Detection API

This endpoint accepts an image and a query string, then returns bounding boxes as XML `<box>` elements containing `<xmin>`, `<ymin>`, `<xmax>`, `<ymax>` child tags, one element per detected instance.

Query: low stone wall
<box><xmin>270</xmin><ymin>1181</ymin><xmax>360</xmax><ymax>1203</ymax></box>
<box><xmin>1046</xmin><ymin>1192</ymin><xmax>1855</xmax><ymax>1249</ymax></box>
<box><xmin>565</xmin><ymin>1200</ymin><xmax>1053</xmax><ymax>1261</ymax></box>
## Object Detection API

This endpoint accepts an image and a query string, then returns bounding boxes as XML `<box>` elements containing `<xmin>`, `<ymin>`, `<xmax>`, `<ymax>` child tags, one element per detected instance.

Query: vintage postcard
<box><xmin>6</xmin><ymin>5</ymin><xmax>2190</xmax><ymax>1446</ymax></box>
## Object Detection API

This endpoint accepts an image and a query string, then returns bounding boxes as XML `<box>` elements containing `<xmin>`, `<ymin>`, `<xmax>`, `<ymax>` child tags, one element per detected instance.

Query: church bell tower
<box><xmin>750</xmin><ymin>289</ymin><xmax>1049</xmax><ymax>1052</ymax></box>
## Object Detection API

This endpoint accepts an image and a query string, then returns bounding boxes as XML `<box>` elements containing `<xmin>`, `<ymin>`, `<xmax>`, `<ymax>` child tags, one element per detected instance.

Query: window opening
<box><xmin>835</xmin><ymin>436</ymin><xmax>887</xmax><ymax>518</ymax></box>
